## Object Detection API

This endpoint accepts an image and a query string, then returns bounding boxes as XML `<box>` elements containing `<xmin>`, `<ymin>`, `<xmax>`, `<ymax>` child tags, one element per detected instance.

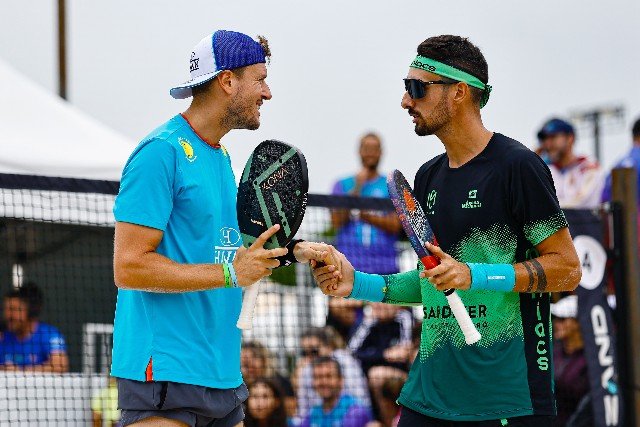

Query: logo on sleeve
<box><xmin>462</xmin><ymin>189</ymin><xmax>482</xmax><ymax>209</ymax></box>
<box><xmin>179</xmin><ymin>138</ymin><xmax>197</xmax><ymax>163</ymax></box>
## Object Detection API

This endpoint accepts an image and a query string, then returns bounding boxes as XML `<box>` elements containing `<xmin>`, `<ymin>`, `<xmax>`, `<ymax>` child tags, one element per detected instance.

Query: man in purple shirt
<box><xmin>601</xmin><ymin>116</ymin><xmax>640</xmax><ymax>203</ymax></box>
<box><xmin>300</xmin><ymin>357</ymin><xmax>372</xmax><ymax>427</ymax></box>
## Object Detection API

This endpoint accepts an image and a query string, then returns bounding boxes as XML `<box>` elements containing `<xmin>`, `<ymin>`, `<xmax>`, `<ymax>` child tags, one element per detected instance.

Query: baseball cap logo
<box><xmin>190</xmin><ymin>52</ymin><xmax>200</xmax><ymax>72</ymax></box>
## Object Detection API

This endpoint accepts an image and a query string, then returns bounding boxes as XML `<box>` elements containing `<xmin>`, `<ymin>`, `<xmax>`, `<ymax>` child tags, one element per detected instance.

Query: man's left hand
<box><xmin>419</xmin><ymin>242</ymin><xmax>471</xmax><ymax>291</ymax></box>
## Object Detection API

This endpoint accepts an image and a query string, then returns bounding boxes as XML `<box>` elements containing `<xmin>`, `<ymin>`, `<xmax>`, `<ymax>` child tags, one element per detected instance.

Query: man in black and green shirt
<box><xmin>312</xmin><ymin>35</ymin><xmax>581</xmax><ymax>426</ymax></box>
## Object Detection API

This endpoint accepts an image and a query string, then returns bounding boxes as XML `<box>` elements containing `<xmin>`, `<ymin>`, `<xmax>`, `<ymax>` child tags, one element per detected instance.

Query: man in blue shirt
<box><xmin>0</xmin><ymin>282</ymin><xmax>68</xmax><ymax>373</ymax></box>
<box><xmin>601</xmin><ymin>117</ymin><xmax>640</xmax><ymax>203</ymax></box>
<box><xmin>112</xmin><ymin>30</ymin><xmax>330</xmax><ymax>427</ymax></box>
<box><xmin>331</xmin><ymin>133</ymin><xmax>401</xmax><ymax>275</ymax></box>
<box><xmin>300</xmin><ymin>357</ymin><xmax>373</xmax><ymax>427</ymax></box>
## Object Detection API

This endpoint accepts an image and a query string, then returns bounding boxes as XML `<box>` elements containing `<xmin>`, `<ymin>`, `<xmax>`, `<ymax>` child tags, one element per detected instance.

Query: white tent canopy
<box><xmin>0</xmin><ymin>59</ymin><xmax>134</xmax><ymax>181</ymax></box>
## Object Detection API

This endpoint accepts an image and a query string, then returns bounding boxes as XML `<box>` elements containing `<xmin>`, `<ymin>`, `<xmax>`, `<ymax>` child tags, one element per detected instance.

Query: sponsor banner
<box><xmin>565</xmin><ymin>209</ymin><xmax>621</xmax><ymax>427</ymax></box>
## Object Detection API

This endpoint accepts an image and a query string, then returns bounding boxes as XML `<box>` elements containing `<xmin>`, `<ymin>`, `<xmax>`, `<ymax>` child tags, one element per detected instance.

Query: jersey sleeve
<box><xmin>113</xmin><ymin>138</ymin><xmax>177</xmax><ymax>231</ymax></box>
<box><xmin>382</xmin><ymin>269</ymin><xmax>422</xmax><ymax>306</ymax></box>
<box><xmin>45</xmin><ymin>327</ymin><xmax>67</xmax><ymax>354</ymax></box>
<box><xmin>509</xmin><ymin>152</ymin><xmax>568</xmax><ymax>246</ymax></box>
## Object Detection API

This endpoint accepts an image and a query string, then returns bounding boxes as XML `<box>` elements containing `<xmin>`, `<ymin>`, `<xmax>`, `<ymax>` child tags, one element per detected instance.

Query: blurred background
<box><xmin>1</xmin><ymin>0</ymin><xmax>639</xmax><ymax>190</ymax></box>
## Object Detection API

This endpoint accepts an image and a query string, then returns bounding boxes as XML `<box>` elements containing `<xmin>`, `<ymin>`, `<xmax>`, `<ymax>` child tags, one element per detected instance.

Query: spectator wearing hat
<box><xmin>601</xmin><ymin>116</ymin><xmax>640</xmax><ymax>204</ymax></box>
<box><xmin>551</xmin><ymin>295</ymin><xmax>591</xmax><ymax>427</ymax></box>
<box><xmin>537</xmin><ymin>118</ymin><xmax>605</xmax><ymax>208</ymax></box>
<box><xmin>0</xmin><ymin>282</ymin><xmax>68</xmax><ymax>373</ymax></box>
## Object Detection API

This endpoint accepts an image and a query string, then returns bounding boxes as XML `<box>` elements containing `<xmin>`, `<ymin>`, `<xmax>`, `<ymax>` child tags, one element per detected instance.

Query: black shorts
<box><xmin>117</xmin><ymin>378</ymin><xmax>248</xmax><ymax>427</ymax></box>
<box><xmin>397</xmin><ymin>405</ymin><xmax>554</xmax><ymax>427</ymax></box>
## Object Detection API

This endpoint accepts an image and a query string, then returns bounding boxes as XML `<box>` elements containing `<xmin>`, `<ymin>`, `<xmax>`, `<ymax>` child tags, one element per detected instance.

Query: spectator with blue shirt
<box><xmin>602</xmin><ymin>116</ymin><xmax>640</xmax><ymax>204</ymax></box>
<box><xmin>299</xmin><ymin>357</ymin><xmax>373</xmax><ymax>427</ymax></box>
<box><xmin>0</xmin><ymin>282</ymin><xmax>68</xmax><ymax>373</ymax></box>
<box><xmin>331</xmin><ymin>133</ymin><xmax>401</xmax><ymax>276</ymax></box>
<box><xmin>111</xmin><ymin>30</ymin><xmax>331</xmax><ymax>427</ymax></box>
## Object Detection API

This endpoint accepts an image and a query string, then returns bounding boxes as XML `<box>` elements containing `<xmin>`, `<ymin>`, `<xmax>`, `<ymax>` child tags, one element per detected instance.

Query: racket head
<box><xmin>387</xmin><ymin>169</ymin><xmax>439</xmax><ymax>269</ymax></box>
<box><xmin>237</xmin><ymin>140</ymin><xmax>308</xmax><ymax>249</ymax></box>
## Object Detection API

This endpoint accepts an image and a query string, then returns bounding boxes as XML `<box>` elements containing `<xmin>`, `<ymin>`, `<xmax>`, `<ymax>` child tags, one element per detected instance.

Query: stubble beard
<box><xmin>414</xmin><ymin>93</ymin><xmax>450</xmax><ymax>137</ymax></box>
<box><xmin>223</xmin><ymin>88</ymin><xmax>260</xmax><ymax>131</ymax></box>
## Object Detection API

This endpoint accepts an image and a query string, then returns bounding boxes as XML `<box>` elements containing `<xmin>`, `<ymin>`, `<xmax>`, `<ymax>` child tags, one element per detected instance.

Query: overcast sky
<box><xmin>1</xmin><ymin>0</ymin><xmax>639</xmax><ymax>192</ymax></box>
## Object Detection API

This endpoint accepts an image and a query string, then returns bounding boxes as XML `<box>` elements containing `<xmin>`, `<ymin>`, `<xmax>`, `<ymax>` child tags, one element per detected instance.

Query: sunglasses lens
<box><xmin>405</xmin><ymin>79</ymin><xmax>425</xmax><ymax>99</ymax></box>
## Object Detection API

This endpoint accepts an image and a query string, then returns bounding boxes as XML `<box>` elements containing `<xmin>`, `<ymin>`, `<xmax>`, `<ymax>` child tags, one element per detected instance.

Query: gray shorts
<box><xmin>117</xmin><ymin>378</ymin><xmax>248</xmax><ymax>427</ymax></box>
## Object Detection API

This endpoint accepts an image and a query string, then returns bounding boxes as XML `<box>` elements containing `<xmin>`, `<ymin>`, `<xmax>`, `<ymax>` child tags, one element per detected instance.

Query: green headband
<box><xmin>410</xmin><ymin>55</ymin><xmax>492</xmax><ymax>108</ymax></box>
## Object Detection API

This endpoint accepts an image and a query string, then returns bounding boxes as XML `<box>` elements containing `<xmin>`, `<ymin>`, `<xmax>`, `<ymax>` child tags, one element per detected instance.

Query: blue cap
<box><xmin>537</xmin><ymin>118</ymin><xmax>575</xmax><ymax>140</ymax></box>
<box><xmin>170</xmin><ymin>30</ymin><xmax>266</xmax><ymax>99</ymax></box>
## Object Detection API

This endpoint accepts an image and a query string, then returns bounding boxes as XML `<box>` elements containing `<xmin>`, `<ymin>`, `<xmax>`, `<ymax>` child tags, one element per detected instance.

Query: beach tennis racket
<box><xmin>236</xmin><ymin>140</ymin><xmax>308</xmax><ymax>330</ymax></box>
<box><xmin>387</xmin><ymin>169</ymin><xmax>481</xmax><ymax>345</ymax></box>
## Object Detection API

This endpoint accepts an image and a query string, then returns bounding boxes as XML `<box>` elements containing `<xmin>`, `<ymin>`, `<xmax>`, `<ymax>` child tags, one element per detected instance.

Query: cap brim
<box><xmin>169</xmin><ymin>70</ymin><xmax>221</xmax><ymax>99</ymax></box>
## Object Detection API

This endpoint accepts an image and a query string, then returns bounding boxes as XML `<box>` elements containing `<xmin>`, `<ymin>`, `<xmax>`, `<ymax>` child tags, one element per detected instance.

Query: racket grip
<box><xmin>237</xmin><ymin>282</ymin><xmax>261</xmax><ymax>330</ymax></box>
<box><xmin>419</xmin><ymin>255</ymin><xmax>440</xmax><ymax>270</ymax></box>
<box><xmin>444</xmin><ymin>290</ymin><xmax>482</xmax><ymax>345</ymax></box>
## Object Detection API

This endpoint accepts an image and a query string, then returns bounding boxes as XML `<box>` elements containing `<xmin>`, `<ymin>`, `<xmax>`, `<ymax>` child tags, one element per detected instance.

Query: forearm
<box><xmin>349</xmin><ymin>269</ymin><xmax>421</xmax><ymax>306</ymax></box>
<box><xmin>360</xmin><ymin>212</ymin><xmax>402</xmax><ymax>234</ymax></box>
<box><xmin>513</xmin><ymin>252</ymin><xmax>581</xmax><ymax>293</ymax></box>
<box><xmin>115</xmin><ymin>251</ymin><xmax>227</xmax><ymax>292</ymax></box>
<box><xmin>22</xmin><ymin>354</ymin><xmax>69</xmax><ymax>373</ymax></box>
<box><xmin>382</xmin><ymin>270</ymin><xmax>422</xmax><ymax>305</ymax></box>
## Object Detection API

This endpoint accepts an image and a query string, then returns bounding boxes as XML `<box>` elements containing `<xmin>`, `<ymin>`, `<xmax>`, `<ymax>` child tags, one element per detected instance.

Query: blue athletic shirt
<box><xmin>111</xmin><ymin>114</ymin><xmax>243</xmax><ymax>389</ymax></box>
<box><xmin>0</xmin><ymin>323</ymin><xmax>66</xmax><ymax>367</ymax></box>
<box><xmin>332</xmin><ymin>175</ymin><xmax>398</xmax><ymax>274</ymax></box>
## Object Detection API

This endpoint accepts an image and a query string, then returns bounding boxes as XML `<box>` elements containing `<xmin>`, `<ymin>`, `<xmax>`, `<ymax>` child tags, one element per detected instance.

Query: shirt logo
<box><xmin>427</xmin><ymin>190</ymin><xmax>437</xmax><ymax>209</ymax></box>
<box><xmin>215</xmin><ymin>227</ymin><xmax>241</xmax><ymax>264</ymax></box>
<box><xmin>220</xmin><ymin>227</ymin><xmax>241</xmax><ymax>247</ymax></box>
<box><xmin>462</xmin><ymin>189</ymin><xmax>482</xmax><ymax>209</ymax></box>
<box><xmin>425</xmin><ymin>190</ymin><xmax>437</xmax><ymax>215</ymax></box>
<box><xmin>179</xmin><ymin>138</ymin><xmax>197</xmax><ymax>163</ymax></box>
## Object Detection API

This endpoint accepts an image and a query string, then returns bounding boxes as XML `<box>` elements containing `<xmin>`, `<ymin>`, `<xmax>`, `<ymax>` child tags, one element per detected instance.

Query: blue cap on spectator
<box><xmin>537</xmin><ymin>118</ymin><xmax>575</xmax><ymax>141</ymax></box>
<box><xmin>170</xmin><ymin>30</ymin><xmax>266</xmax><ymax>99</ymax></box>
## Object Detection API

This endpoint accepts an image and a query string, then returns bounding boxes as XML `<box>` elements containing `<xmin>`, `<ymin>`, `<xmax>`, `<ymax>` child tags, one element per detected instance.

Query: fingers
<box><xmin>307</xmin><ymin>249</ymin><xmax>329</xmax><ymax>262</ymax></box>
<box><xmin>265</xmin><ymin>247</ymin><xmax>288</xmax><ymax>258</ymax></box>
<box><xmin>424</xmin><ymin>241</ymin><xmax>448</xmax><ymax>259</ymax></box>
<box><xmin>251</xmin><ymin>224</ymin><xmax>281</xmax><ymax>249</ymax></box>
<box><xmin>420</xmin><ymin>264</ymin><xmax>447</xmax><ymax>278</ymax></box>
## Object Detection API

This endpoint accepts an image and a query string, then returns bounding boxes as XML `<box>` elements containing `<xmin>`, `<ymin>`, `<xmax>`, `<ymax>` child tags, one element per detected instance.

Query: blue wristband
<box><xmin>348</xmin><ymin>271</ymin><xmax>386</xmax><ymax>302</ymax></box>
<box><xmin>466</xmin><ymin>263</ymin><xmax>515</xmax><ymax>292</ymax></box>
<box><xmin>227</xmin><ymin>263</ymin><xmax>239</xmax><ymax>288</ymax></box>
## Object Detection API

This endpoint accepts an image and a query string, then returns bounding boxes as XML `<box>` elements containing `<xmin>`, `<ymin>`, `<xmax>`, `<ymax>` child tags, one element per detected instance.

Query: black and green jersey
<box><xmin>385</xmin><ymin>133</ymin><xmax>567</xmax><ymax>421</ymax></box>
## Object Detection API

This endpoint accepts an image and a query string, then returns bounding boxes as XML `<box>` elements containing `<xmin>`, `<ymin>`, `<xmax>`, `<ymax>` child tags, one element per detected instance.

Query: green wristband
<box><xmin>222</xmin><ymin>263</ymin><xmax>232</xmax><ymax>288</ymax></box>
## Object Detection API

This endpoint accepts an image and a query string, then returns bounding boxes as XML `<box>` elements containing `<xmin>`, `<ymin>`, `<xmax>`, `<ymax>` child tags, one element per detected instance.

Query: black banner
<box><xmin>565</xmin><ymin>209</ymin><xmax>622</xmax><ymax>426</ymax></box>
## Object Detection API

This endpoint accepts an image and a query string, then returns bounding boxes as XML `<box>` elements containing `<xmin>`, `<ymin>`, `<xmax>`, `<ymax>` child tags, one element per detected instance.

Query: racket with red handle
<box><xmin>387</xmin><ymin>169</ymin><xmax>481</xmax><ymax>345</ymax></box>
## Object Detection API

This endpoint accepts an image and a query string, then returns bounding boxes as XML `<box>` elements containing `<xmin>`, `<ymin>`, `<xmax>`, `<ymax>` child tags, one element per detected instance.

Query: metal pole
<box><xmin>57</xmin><ymin>0</ymin><xmax>67</xmax><ymax>99</ymax></box>
<box><xmin>612</xmin><ymin>167</ymin><xmax>640</xmax><ymax>425</ymax></box>
<box><xmin>594</xmin><ymin>111</ymin><xmax>602</xmax><ymax>163</ymax></box>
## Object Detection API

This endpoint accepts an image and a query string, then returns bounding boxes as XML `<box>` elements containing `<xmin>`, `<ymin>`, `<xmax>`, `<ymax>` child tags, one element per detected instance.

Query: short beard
<box><xmin>414</xmin><ymin>92</ymin><xmax>450</xmax><ymax>136</ymax></box>
<box><xmin>222</xmin><ymin>89</ymin><xmax>260</xmax><ymax>130</ymax></box>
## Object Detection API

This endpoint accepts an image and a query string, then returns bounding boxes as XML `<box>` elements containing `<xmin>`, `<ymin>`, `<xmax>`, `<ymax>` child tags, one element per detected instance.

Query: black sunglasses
<box><xmin>301</xmin><ymin>348</ymin><xmax>320</xmax><ymax>358</ymax></box>
<box><xmin>404</xmin><ymin>78</ymin><xmax>455</xmax><ymax>100</ymax></box>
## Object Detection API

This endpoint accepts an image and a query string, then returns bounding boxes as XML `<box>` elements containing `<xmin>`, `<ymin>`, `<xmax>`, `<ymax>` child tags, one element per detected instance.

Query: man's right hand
<box><xmin>233</xmin><ymin>225</ymin><xmax>288</xmax><ymax>287</ymax></box>
<box><xmin>310</xmin><ymin>247</ymin><xmax>355</xmax><ymax>298</ymax></box>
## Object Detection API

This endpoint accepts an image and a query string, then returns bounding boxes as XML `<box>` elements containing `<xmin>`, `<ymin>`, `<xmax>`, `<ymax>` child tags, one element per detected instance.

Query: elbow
<box><xmin>566</xmin><ymin>253</ymin><xmax>582</xmax><ymax>291</ymax></box>
<box><xmin>114</xmin><ymin>253</ymin><xmax>141</xmax><ymax>289</ymax></box>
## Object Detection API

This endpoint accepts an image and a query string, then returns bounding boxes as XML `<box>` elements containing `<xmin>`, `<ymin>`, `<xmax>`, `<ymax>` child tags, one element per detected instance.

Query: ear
<box><xmin>452</xmin><ymin>82</ymin><xmax>469</xmax><ymax>106</ymax></box>
<box><xmin>216</xmin><ymin>70</ymin><xmax>236</xmax><ymax>96</ymax></box>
